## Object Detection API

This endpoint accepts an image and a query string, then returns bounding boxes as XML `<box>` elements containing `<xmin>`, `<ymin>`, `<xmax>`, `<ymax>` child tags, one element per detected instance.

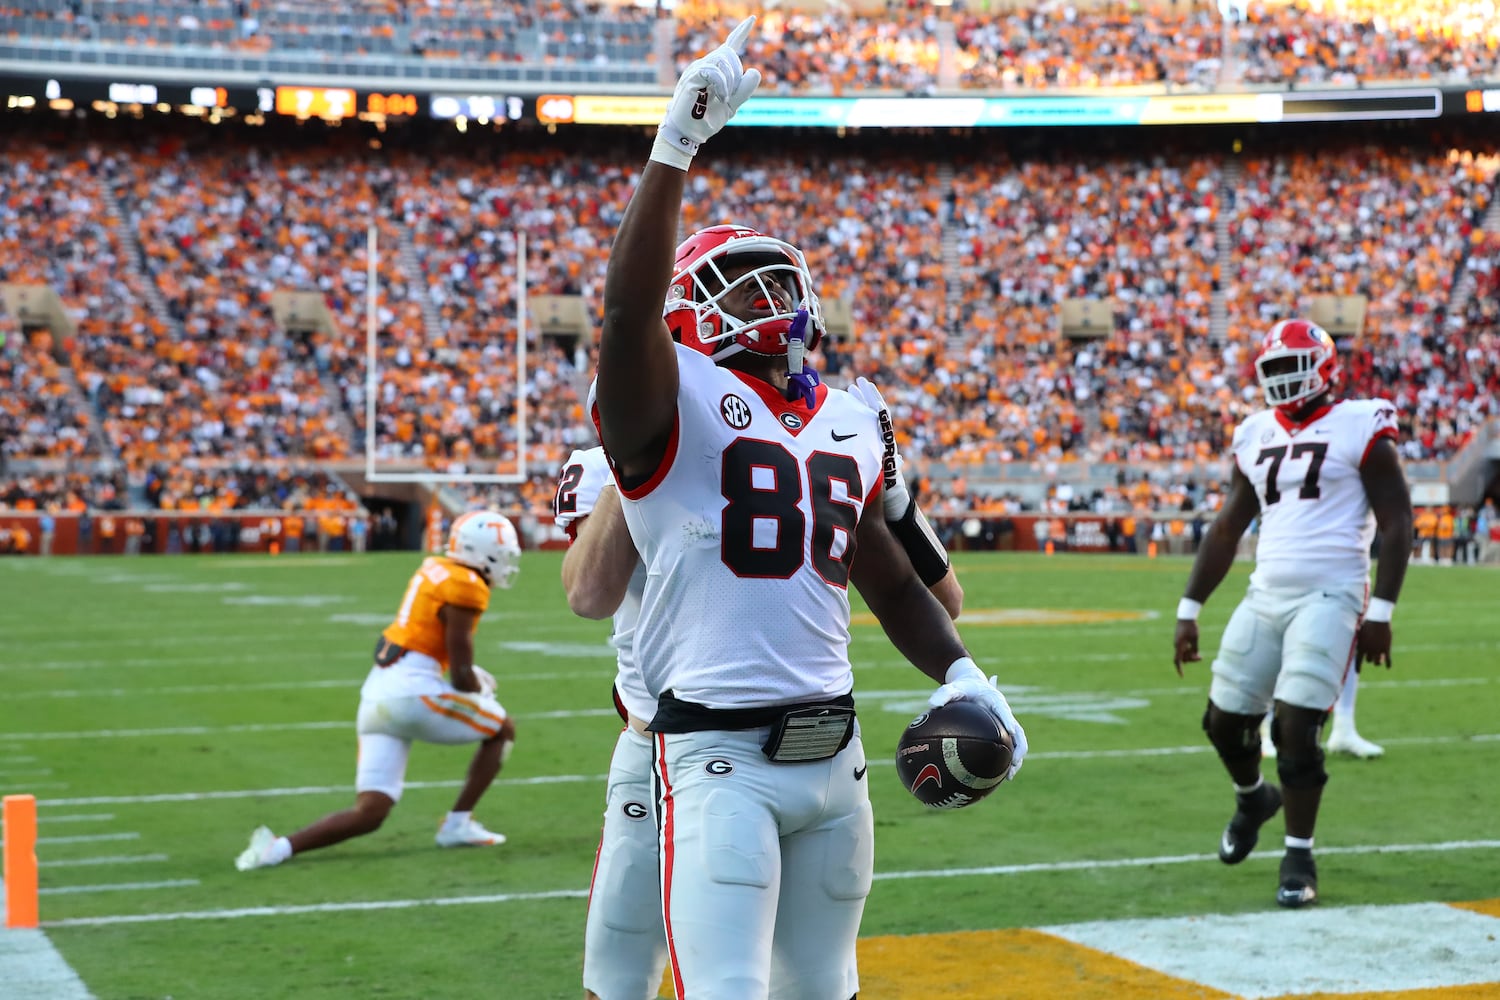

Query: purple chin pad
<box><xmin>784</xmin><ymin>307</ymin><xmax>819</xmax><ymax>406</ymax></box>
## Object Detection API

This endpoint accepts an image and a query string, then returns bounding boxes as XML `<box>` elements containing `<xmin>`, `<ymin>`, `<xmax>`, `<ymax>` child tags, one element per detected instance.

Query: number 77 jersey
<box><xmin>606</xmin><ymin>344</ymin><xmax>885</xmax><ymax>711</ymax></box>
<box><xmin>1232</xmin><ymin>398</ymin><xmax>1399</xmax><ymax>591</ymax></box>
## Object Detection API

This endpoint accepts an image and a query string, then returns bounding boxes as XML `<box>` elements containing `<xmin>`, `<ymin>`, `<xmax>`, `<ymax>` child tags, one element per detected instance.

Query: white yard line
<box><xmin>40</xmin><ymin>854</ymin><xmax>168</xmax><ymax>869</ymax></box>
<box><xmin>7</xmin><ymin>722</ymin><xmax>349</xmax><ymax>741</ymax></box>
<box><xmin>39</xmin><ymin>879</ymin><xmax>198</xmax><ymax>897</ymax></box>
<box><xmin>44</xmin><ymin>888</ymin><xmax>590</xmax><ymax>927</ymax></box>
<box><xmin>14</xmin><ymin>654</ymin><xmax>308</xmax><ymax>673</ymax></box>
<box><xmin>6</xmin><ymin>709</ymin><xmax>622</xmax><ymax>741</ymax></box>
<box><xmin>32</xmin><ymin>730</ymin><xmax>1500</xmax><ymax>808</ymax></box>
<box><xmin>0</xmin><ymin>769</ymin><xmax>52</xmax><ymax>778</ymax></box>
<box><xmin>37</xmin><ymin>815</ymin><xmax>115</xmax><ymax>825</ymax></box>
<box><xmin>871</xmin><ymin>839</ymin><xmax>1500</xmax><ymax>881</ymax></box>
<box><xmin>42</xmin><ymin>773</ymin><xmax>603</xmax><ymax>807</ymax></box>
<box><xmin>14</xmin><ymin>672</ymin><xmax>1493</xmax><ymax>703</ymax></box>
<box><xmin>37</xmin><ymin>839</ymin><xmax>1500</xmax><ymax>929</ymax></box>
<box><xmin>31</xmin><ymin>833</ymin><xmax>139</xmax><ymax>846</ymax></box>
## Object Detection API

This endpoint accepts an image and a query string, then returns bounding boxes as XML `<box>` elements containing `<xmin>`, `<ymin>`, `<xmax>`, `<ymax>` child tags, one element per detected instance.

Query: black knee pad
<box><xmin>1270</xmin><ymin>705</ymin><xmax>1326</xmax><ymax>753</ymax></box>
<box><xmin>1277</xmin><ymin>746</ymin><xmax>1328</xmax><ymax>788</ymax></box>
<box><xmin>1203</xmin><ymin>701</ymin><xmax>1262</xmax><ymax>770</ymax></box>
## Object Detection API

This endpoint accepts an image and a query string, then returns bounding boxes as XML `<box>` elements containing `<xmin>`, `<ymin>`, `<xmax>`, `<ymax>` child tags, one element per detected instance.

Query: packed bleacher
<box><xmin>0</xmin><ymin>470</ymin><xmax>128</xmax><ymax>511</ymax></box>
<box><xmin>5</xmin><ymin>0</ymin><xmax>1498</xmax><ymax>90</ymax></box>
<box><xmin>1235</xmin><ymin>0</ymin><xmax>1500</xmax><ymax>86</ymax></box>
<box><xmin>2</xmin><ymin>115</ymin><xmax>1497</xmax><ymax>521</ymax></box>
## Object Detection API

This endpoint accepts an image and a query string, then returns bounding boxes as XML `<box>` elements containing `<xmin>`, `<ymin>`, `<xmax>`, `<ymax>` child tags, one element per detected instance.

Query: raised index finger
<box><xmin>725</xmin><ymin>15</ymin><xmax>756</xmax><ymax>54</ymax></box>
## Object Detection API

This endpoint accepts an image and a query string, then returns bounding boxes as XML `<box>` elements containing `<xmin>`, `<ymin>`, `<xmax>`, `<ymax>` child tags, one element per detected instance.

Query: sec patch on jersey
<box><xmin>896</xmin><ymin>700</ymin><xmax>1014</xmax><ymax>809</ymax></box>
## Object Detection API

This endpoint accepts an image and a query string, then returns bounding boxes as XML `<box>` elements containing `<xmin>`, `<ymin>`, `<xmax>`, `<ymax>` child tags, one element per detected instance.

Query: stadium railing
<box><xmin>0</xmin><ymin>509</ymin><xmax>369</xmax><ymax>557</ymax></box>
<box><xmin>0</xmin><ymin>39</ymin><xmax>659</xmax><ymax>88</ymax></box>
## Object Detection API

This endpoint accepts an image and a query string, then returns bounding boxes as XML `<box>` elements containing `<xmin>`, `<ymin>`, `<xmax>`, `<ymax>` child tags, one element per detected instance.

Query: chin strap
<box><xmin>784</xmin><ymin>306</ymin><xmax>820</xmax><ymax>407</ymax></box>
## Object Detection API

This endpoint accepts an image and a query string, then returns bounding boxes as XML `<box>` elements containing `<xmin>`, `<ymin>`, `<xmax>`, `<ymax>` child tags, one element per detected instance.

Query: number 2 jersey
<box><xmin>553</xmin><ymin>445</ymin><xmax>654</xmax><ymax>724</ymax></box>
<box><xmin>1232</xmin><ymin>398</ymin><xmax>1399</xmax><ymax>591</ymax></box>
<box><xmin>608</xmin><ymin>344</ymin><xmax>885</xmax><ymax>711</ymax></box>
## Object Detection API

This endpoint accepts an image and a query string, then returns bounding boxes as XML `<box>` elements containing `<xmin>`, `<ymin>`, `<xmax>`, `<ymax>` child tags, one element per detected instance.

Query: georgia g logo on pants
<box><xmin>704</xmin><ymin>759</ymin><xmax>734</xmax><ymax>776</ymax></box>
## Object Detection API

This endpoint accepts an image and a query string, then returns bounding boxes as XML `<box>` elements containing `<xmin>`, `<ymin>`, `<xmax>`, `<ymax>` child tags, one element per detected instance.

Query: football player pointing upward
<box><xmin>594</xmin><ymin>17</ymin><xmax>1024</xmax><ymax>999</ymax></box>
<box><xmin>236</xmin><ymin>511</ymin><xmax>521</xmax><ymax>870</ymax></box>
<box><xmin>1173</xmin><ymin>320</ymin><xmax>1413</xmax><ymax>909</ymax></box>
<box><xmin>560</xmin><ymin>380</ymin><xmax>963</xmax><ymax>1000</ymax></box>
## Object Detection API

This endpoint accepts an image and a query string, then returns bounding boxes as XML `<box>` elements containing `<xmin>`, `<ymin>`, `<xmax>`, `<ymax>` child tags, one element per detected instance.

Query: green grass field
<box><xmin>2</xmin><ymin>551</ymin><xmax>1497</xmax><ymax>999</ymax></box>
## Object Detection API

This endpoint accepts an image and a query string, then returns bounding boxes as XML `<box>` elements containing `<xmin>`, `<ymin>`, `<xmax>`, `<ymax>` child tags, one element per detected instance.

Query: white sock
<box><xmin>1333</xmin><ymin>670</ymin><xmax>1359</xmax><ymax>725</ymax></box>
<box><xmin>445</xmin><ymin>810</ymin><xmax>471</xmax><ymax>827</ymax></box>
<box><xmin>1285</xmin><ymin>835</ymin><xmax>1314</xmax><ymax>851</ymax></box>
<box><xmin>269</xmin><ymin>836</ymin><xmax>293</xmax><ymax>864</ymax></box>
<box><xmin>1234</xmin><ymin>777</ymin><xmax>1264</xmax><ymax>796</ymax></box>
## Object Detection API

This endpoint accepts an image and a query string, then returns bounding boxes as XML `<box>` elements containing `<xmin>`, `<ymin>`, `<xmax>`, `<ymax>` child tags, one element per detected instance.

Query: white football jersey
<box><xmin>610</xmin><ymin>344</ymin><xmax>885</xmax><ymax>710</ymax></box>
<box><xmin>554</xmin><ymin>446</ymin><xmax>653</xmax><ymax>723</ymax></box>
<box><xmin>1232</xmin><ymin>398</ymin><xmax>1399</xmax><ymax>590</ymax></box>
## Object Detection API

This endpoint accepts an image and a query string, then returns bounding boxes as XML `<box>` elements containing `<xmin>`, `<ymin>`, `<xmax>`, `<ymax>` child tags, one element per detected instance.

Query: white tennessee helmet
<box><xmin>445</xmin><ymin>510</ymin><xmax>521</xmax><ymax>589</ymax></box>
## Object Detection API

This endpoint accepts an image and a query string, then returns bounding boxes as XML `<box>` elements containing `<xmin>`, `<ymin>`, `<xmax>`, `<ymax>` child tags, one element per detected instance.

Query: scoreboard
<box><xmin>3</xmin><ymin>71</ymin><xmax>1496</xmax><ymax>129</ymax></box>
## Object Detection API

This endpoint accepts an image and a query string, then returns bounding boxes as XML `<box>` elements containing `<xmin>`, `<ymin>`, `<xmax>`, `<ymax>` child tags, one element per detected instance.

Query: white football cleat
<box><xmin>1327</xmin><ymin>727</ymin><xmax>1384</xmax><ymax>758</ymax></box>
<box><xmin>435</xmin><ymin>816</ymin><xmax>506</xmax><ymax>848</ymax></box>
<box><xmin>235</xmin><ymin>825</ymin><xmax>284</xmax><ymax>871</ymax></box>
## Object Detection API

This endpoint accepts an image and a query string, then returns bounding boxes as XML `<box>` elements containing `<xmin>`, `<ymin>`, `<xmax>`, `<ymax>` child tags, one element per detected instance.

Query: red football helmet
<box><xmin>663</xmin><ymin>225</ymin><xmax>824</xmax><ymax>362</ymax></box>
<box><xmin>1254</xmin><ymin>319</ymin><xmax>1340</xmax><ymax>414</ymax></box>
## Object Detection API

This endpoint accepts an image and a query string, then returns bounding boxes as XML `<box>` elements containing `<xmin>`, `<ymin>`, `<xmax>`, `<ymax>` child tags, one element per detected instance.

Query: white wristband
<box><xmin>944</xmin><ymin>656</ymin><xmax>984</xmax><ymax>686</ymax></box>
<box><xmin>649</xmin><ymin>129</ymin><xmax>696</xmax><ymax>171</ymax></box>
<box><xmin>1176</xmin><ymin>598</ymin><xmax>1203</xmax><ymax>621</ymax></box>
<box><xmin>1364</xmin><ymin>597</ymin><xmax>1395</xmax><ymax>623</ymax></box>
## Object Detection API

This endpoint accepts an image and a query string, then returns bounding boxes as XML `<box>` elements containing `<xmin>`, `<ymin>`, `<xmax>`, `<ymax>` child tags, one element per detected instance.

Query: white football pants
<box><xmin>1209</xmin><ymin>580</ymin><xmax>1366</xmax><ymax>716</ymax></box>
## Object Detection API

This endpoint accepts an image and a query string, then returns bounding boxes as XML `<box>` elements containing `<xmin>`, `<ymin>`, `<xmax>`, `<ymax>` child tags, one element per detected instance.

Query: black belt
<box><xmin>648</xmin><ymin>690</ymin><xmax>856</xmax><ymax>734</ymax></box>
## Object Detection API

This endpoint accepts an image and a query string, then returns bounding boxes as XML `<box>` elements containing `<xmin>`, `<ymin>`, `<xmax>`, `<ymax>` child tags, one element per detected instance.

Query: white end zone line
<box><xmin>37</xmin><ymin>839</ymin><xmax>1500</xmax><ymax>929</ymax></box>
<box><xmin>0</xmin><ymin>878</ymin><xmax>95</xmax><ymax>1000</ymax></box>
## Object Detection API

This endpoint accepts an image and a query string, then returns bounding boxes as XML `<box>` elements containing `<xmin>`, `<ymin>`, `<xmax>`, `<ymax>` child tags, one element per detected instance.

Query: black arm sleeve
<box><xmin>888</xmin><ymin>498</ymin><xmax>950</xmax><ymax>587</ymax></box>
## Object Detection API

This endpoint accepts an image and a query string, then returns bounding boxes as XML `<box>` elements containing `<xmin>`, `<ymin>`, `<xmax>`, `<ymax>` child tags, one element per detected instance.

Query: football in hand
<box><xmin>895</xmin><ymin>700</ymin><xmax>1014</xmax><ymax>809</ymax></box>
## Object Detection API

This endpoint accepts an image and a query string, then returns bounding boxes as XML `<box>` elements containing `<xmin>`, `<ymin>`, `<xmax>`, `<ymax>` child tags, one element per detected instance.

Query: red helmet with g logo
<box><xmin>1254</xmin><ymin>319</ymin><xmax>1340</xmax><ymax>415</ymax></box>
<box><xmin>663</xmin><ymin>225</ymin><xmax>825</xmax><ymax>362</ymax></box>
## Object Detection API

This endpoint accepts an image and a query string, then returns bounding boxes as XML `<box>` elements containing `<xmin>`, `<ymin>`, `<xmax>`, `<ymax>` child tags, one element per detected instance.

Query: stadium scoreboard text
<box><xmin>4</xmin><ymin>73</ymin><xmax>1492</xmax><ymax>128</ymax></box>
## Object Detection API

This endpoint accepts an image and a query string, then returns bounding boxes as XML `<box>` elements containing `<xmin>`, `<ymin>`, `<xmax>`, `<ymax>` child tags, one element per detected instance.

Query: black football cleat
<box><xmin>1217</xmin><ymin>783</ymin><xmax>1282</xmax><ymax>865</ymax></box>
<box><xmin>1277</xmin><ymin>848</ymin><xmax>1318</xmax><ymax>908</ymax></box>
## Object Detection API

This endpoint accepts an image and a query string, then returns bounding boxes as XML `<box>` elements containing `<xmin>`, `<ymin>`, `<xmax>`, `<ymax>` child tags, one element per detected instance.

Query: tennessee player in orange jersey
<box><xmin>236</xmin><ymin>511</ymin><xmax>522</xmax><ymax>871</ymax></box>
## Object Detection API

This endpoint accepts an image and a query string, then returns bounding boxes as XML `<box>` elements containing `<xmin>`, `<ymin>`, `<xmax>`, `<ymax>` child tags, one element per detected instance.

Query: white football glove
<box><xmin>652</xmin><ymin>16</ymin><xmax>761</xmax><ymax>170</ymax></box>
<box><xmin>928</xmin><ymin>658</ymin><xmax>1028</xmax><ymax>781</ymax></box>
<box><xmin>848</xmin><ymin>377</ymin><xmax>911</xmax><ymax>520</ymax></box>
<box><xmin>472</xmin><ymin>665</ymin><xmax>497</xmax><ymax>698</ymax></box>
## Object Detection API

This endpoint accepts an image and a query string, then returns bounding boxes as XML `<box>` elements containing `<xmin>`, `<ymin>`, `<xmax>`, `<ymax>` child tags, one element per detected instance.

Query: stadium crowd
<box><xmin>2</xmin><ymin>120</ymin><xmax>1496</xmax><ymax>520</ymax></box>
<box><xmin>5</xmin><ymin>0</ymin><xmax>1497</xmax><ymax>89</ymax></box>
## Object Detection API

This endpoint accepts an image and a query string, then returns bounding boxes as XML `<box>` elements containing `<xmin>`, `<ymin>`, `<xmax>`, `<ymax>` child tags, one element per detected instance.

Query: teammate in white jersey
<box><xmin>556</xmin><ymin>445</ymin><xmax>664</xmax><ymax>1000</ymax></box>
<box><xmin>591</xmin><ymin>18</ymin><xmax>1024</xmax><ymax>999</ymax></box>
<box><xmin>1173</xmin><ymin>319</ymin><xmax>1413</xmax><ymax>909</ymax></box>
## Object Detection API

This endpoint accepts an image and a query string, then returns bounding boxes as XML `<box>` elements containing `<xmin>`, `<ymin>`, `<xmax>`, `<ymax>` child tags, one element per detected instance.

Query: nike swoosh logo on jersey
<box><xmin>853</xmin><ymin>765</ymin><xmax>868</xmax><ymax>780</ymax></box>
<box><xmin>831</xmin><ymin>431</ymin><xmax>858</xmax><ymax>441</ymax></box>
